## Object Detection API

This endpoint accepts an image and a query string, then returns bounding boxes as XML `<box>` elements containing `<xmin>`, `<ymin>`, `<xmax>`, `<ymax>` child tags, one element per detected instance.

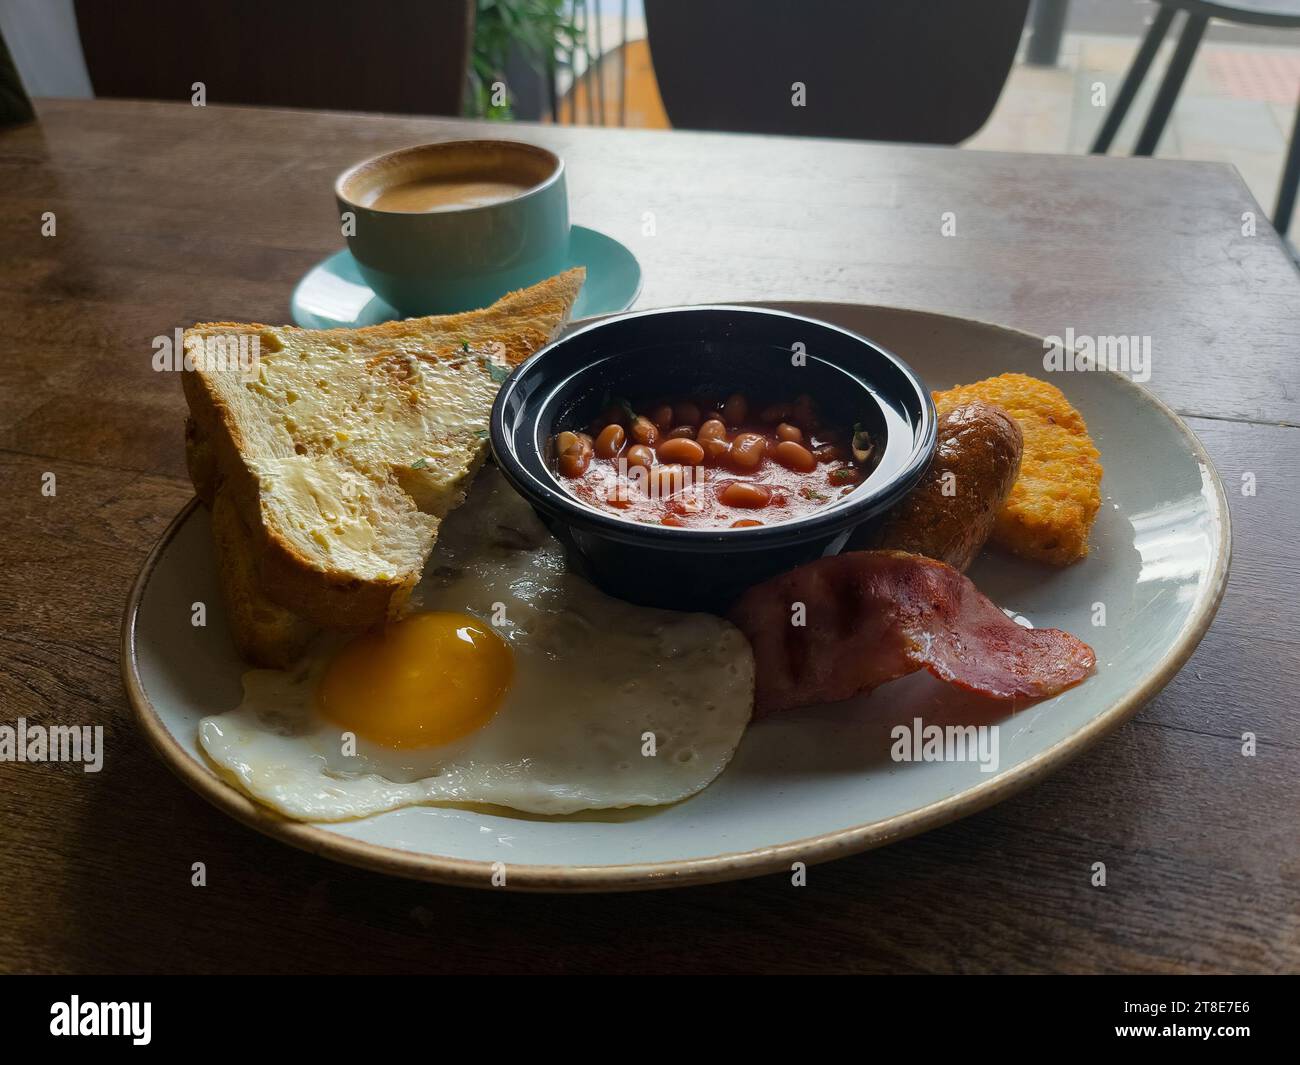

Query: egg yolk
<box><xmin>316</xmin><ymin>612</ymin><xmax>513</xmax><ymax>748</ymax></box>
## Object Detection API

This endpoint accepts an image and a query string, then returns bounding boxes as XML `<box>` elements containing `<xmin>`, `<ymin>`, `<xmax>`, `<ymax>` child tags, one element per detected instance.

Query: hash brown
<box><xmin>932</xmin><ymin>373</ymin><xmax>1101</xmax><ymax>565</ymax></box>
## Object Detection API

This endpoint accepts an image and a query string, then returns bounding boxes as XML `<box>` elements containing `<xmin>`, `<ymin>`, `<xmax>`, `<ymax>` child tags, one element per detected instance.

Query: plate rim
<box><xmin>121</xmin><ymin>302</ymin><xmax>1233</xmax><ymax>893</ymax></box>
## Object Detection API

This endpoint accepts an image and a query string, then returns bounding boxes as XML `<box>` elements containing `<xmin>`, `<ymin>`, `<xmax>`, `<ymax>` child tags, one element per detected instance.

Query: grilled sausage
<box><xmin>853</xmin><ymin>400</ymin><xmax>1022</xmax><ymax>571</ymax></box>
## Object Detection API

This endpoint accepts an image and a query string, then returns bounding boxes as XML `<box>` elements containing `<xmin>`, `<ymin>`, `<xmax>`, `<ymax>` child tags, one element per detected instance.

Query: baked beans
<box><xmin>549</xmin><ymin>391</ymin><xmax>876</xmax><ymax>529</ymax></box>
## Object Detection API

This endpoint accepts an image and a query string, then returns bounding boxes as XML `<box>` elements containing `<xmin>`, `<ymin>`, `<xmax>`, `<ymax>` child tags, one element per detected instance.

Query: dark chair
<box><xmin>74</xmin><ymin>0</ymin><xmax>474</xmax><ymax>116</ymax></box>
<box><xmin>643</xmin><ymin>0</ymin><xmax>1031</xmax><ymax>144</ymax></box>
<box><xmin>0</xmin><ymin>29</ymin><xmax>35</xmax><ymax>127</ymax></box>
<box><xmin>1090</xmin><ymin>1</ymin><xmax>1300</xmax><ymax>233</ymax></box>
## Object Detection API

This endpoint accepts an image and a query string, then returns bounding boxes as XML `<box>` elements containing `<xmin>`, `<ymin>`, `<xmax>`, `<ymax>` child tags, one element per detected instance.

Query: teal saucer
<box><xmin>290</xmin><ymin>224</ymin><xmax>641</xmax><ymax>328</ymax></box>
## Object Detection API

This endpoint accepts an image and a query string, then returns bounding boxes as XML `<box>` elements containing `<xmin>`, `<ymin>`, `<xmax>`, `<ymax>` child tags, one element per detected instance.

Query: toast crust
<box><xmin>209</xmin><ymin>486</ymin><xmax>319</xmax><ymax>667</ymax></box>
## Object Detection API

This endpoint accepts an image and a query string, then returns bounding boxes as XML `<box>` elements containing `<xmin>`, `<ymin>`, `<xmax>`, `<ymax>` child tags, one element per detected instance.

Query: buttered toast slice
<box><xmin>183</xmin><ymin>268</ymin><xmax>584</xmax><ymax>664</ymax></box>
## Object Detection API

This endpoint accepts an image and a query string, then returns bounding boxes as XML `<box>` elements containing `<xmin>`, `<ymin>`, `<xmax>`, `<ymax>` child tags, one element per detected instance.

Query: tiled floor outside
<box><xmin>966</xmin><ymin>31</ymin><xmax>1300</xmax><ymax>221</ymax></box>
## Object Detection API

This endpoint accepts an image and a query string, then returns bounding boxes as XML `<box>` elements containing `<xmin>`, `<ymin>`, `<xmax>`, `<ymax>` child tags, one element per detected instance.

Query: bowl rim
<box><xmin>489</xmin><ymin>304</ymin><xmax>938</xmax><ymax>549</ymax></box>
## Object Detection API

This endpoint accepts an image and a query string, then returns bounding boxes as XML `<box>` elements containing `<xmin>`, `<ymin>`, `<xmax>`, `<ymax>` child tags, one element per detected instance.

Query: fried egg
<box><xmin>199</xmin><ymin>466</ymin><xmax>755</xmax><ymax>819</ymax></box>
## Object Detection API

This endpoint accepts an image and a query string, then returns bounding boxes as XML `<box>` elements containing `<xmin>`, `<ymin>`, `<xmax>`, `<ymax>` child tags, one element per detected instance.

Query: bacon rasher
<box><xmin>729</xmin><ymin>550</ymin><xmax>1096</xmax><ymax>716</ymax></box>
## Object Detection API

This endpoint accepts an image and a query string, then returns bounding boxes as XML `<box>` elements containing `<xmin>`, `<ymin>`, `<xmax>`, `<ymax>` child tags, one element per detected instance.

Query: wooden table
<box><xmin>2</xmin><ymin>99</ymin><xmax>1296</xmax><ymax>974</ymax></box>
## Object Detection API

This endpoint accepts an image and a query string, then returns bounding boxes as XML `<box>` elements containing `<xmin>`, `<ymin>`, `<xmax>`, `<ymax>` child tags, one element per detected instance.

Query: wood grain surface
<box><xmin>0</xmin><ymin>99</ymin><xmax>1296</xmax><ymax>974</ymax></box>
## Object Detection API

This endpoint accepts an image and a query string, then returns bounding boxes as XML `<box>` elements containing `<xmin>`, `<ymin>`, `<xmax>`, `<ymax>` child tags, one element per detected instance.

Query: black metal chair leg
<box><xmin>1027</xmin><ymin>0</ymin><xmax>1070</xmax><ymax>68</ymax></box>
<box><xmin>1274</xmin><ymin>98</ymin><xmax>1300</xmax><ymax>236</ymax></box>
<box><xmin>1268</xmin><ymin>94</ymin><xmax>1300</xmax><ymax>235</ymax></box>
<box><xmin>1091</xmin><ymin>4</ymin><xmax>1176</xmax><ymax>154</ymax></box>
<box><xmin>1134</xmin><ymin>12</ymin><xmax>1208</xmax><ymax>157</ymax></box>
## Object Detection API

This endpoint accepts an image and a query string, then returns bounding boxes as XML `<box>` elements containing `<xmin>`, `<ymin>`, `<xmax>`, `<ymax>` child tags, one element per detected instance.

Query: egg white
<box><xmin>199</xmin><ymin>466</ymin><xmax>755</xmax><ymax>819</ymax></box>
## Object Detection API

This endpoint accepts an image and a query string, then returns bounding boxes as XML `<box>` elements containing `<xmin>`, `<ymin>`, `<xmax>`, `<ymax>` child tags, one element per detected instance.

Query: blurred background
<box><xmin>3</xmin><ymin>0</ymin><xmax>1297</xmax><ymax>228</ymax></box>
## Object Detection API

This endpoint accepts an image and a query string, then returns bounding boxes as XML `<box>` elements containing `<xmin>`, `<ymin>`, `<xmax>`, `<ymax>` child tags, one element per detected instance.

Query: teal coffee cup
<box><xmin>335</xmin><ymin>140</ymin><xmax>569</xmax><ymax>316</ymax></box>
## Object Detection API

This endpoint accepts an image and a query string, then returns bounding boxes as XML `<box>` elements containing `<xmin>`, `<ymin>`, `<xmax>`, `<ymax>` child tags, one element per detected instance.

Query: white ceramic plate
<box><xmin>122</xmin><ymin>303</ymin><xmax>1230</xmax><ymax>892</ymax></box>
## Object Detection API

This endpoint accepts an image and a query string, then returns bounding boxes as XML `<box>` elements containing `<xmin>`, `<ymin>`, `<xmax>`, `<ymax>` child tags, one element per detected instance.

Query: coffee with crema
<box><xmin>368</xmin><ymin>177</ymin><xmax>533</xmax><ymax>213</ymax></box>
<box><xmin>336</xmin><ymin>139</ymin><xmax>568</xmax><ymax>314</ymax></box>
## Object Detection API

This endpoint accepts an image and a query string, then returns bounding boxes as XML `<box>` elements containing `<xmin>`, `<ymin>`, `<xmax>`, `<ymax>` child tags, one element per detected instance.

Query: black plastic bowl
<box><xmin>490</xmin><ymin>306</ymin><xmax>936</xmax><ymax>611</ymax></box>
